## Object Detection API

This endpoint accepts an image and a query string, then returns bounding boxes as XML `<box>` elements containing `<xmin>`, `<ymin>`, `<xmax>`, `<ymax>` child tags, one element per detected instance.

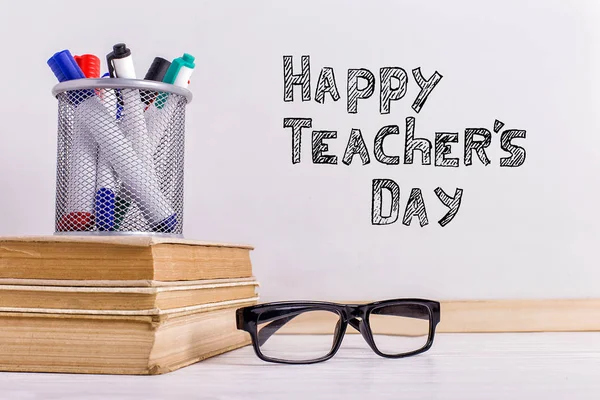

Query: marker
<box><xmin>106</xmin><ymin>44</ymin><xmax>133</xmax><ymax>120</ymax></box>
<box><xmin>75</xmin><ymin>54</ymin><xmax>103</xmax><ymax>101</ymax></box>
<box><xmin>143</xmin><ymin>54</ymin><xmax>182</xmax><ymax>157</ymax></box>
<box><xmin>163</xmin><ymin>53</ymin><xmax>195</xmax><ymax>88</ymax></box>
<box><xmin>106</xmin><ymin>43</ymin><xmax>176</xmax><ymax>231</ymax></box>
<box><xmin>74</xmin><ymin>54</ymin><xmax>112</xmax><ymax>231</ymax></box>
<box><xmin>141</xmin><ymin>57</ymin><xmax>171</xmax><ymax>106</ymax></box>
<box><xmin>74</xmin><ymin>54</ymin><xmax>101</xmax><ymax>78</ymax></box>
<box><xmin>143</xmin><ymin>54</ymin><xmax>195</xmax><ymax>232</ymax></box>
<box><xmin>49</xmin><ymin>50</ymin><xmax>96</xmax><ymax>232</ymax></box>
<box><xmin>96</xmin><ymin>72</ymin><xmax>125</xmax><ymax>230</ymax></box>
<box><xmin>106</xmin><ymin>43</ymin><xmax>136</xmax><ymax>79</ymax></box>
<box><xmin>100</xmin><ymin>71</ymin><xmax>123</xmax><ymax>119</ymax></box>
<box><xmin>107</xmin><ymin>43</ymin><xmax>135</xmax><ymax>120</ymax></box>
<box><xmin>145</xmin><ymin>57</ymin><xmax>171</xmax><ymax>81</ymax></box>
<box><xmin>106</xmin><ymin>46</ymin><xmax>133</xmax><ymax>229</ymax></box>
<box><xmin>117</xmin><ymin>56</ymin><xmax>169</xmax><ymax>229</ymax></box>
<box><xmin>94</xmin><ymin>187</ymin><xmax>115</xmax><ymax>231</ymax></box>
<box><xmin>156</xmin><ymin>53</ymin><xmax>195</xmax><ymax>109</ymax></box>
<box><xmin>116</xmin><ymin>93</ymin><xmax>123</xmax><ymax>119</ymax></box>
<box><xmin>99</xmin><ymin>72</ymin><xmax>121</xmax><ymax>118</ymax></box>
<box><xmin>57</xmin><ymin>212</ymin><xmax>95</xmax><ymax>232</ymax></box>
<box><xmin>100</xmin><ymin>43</ymin><xmax>142</xmax><ymax>228</ymax></box>
<box><xmin>80</xmin><ymin>54</ymin><xmax>116</xmax><ymax>230</ymax></box>
<box><xmin>95</xmin><ymin>130</ymin><xmax>118</xmax><ymax>231</ymax></box>
<box><xmin>59</xmin><ymin>104</ymin><xmax>98</xmax><ymax>232</ymax></box>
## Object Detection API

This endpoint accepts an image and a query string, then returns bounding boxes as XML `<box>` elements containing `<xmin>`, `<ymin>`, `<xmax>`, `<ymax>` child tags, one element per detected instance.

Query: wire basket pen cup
<box><xmin>51</xmin><ymin>78</ymin><xmax>192</xmax><ymax>236</ymax></box>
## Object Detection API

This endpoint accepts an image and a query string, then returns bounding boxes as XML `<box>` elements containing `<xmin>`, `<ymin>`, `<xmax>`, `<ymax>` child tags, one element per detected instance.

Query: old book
<box><xmin>0</xmin><ymin>300</ymin><xmax>257</xmax><ymax>375</ymax></box>
<box><xmin>0</xmin><ymin>277</ymin><xmax>259</xmax><ymax>313</ymax></box>
<box><xmin>0</xmin><ymin>236</ymin><xmax>253</xmax><ymax>282</ymax></box>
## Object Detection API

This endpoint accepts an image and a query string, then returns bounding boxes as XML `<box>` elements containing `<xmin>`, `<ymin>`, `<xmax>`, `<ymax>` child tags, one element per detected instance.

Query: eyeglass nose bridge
<box><xmin>343</xmin><ymin>304</ymin><xmax>366</xmax><ymax>322</ymax></box>
<box><xmin>344</xmin><ymin>304</ymin><xmax>364</xmax><ymax>317</ymax></box>
<box><xmin>344</xmin><ymin>306</ymin><xmax>367</xmax><ymax>332</ymax></box>
<box><xmin>342</xmin><ymin>305</ymin><xmax>379</xmax><ymax>352</ymax></box>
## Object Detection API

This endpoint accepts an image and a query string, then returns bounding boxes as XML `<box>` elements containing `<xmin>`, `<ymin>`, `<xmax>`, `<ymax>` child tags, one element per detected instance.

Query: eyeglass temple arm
<box><xmin>257</xmin><ymin>314</ymin><xmax>300</xmax><ymax>347</ymax></box>
<box><xmin>371</xmin><ymin>305</ymin><xmax>431</xmax><ymax>321</ymax></box>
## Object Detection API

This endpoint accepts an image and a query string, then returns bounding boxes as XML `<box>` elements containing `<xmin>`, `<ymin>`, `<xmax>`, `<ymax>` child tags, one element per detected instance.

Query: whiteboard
<box><xmin>0</xmin><ymin>0</ymin><xmax>599</xmax><ymax>301</ymax></box>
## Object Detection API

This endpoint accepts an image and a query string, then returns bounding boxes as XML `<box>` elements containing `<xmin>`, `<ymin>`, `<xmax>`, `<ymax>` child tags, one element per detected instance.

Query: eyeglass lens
<box><xmin>257</xmin><ymin>309</ymin><xmax>341</xmax><ymax>362</ymax></box>
<box><xmin>369</xmin><ymin>303</ymin><xmax>431</xmax><ymax>355</ymax></box>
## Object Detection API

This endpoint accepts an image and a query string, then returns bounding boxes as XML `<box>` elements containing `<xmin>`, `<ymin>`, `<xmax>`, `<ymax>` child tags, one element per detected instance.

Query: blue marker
<box><xmin>95</xmin><ymin>71</ymin><xmax>118</xmax><ymax>231</ymax></box>
<box><xmin>47</xmin><ymin>50</ymin><xmax>93</xmax><ymax>104</ymax></box>
<box><xmin>95</xmin><ymin>188</ymin><xmax>116</xmax><ymax>231</ymax></box>
<box><xmin>47</xmin><ymin>50</ymin><xmax>85</xmax><ymax>82</ymax></box>
<box><xmin>94</xmin><ymin>74</ymin><xmax>119</xmax><ymax>231</ymax></box>
<box><xmin>151</xmin><ymin>214</ymin><xmax>178</xmax><ymax>233</ymax></box>
<box><xmin>116</xmin><ymin>93</ymin><xmax>123</xmax><ymax>120</ymax></box>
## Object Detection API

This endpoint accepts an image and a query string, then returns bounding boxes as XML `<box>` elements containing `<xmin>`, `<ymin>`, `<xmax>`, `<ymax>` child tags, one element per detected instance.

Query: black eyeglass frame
<box><xmin>236</xmin><ymin>298</ymin><xmax>441</xmax><ymax>364</ymax></box>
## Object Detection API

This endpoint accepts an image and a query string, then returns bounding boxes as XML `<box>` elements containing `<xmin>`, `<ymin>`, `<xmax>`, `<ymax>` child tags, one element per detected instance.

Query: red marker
<box><xmin>74</xmin><ymin>54</ymin><xmax>101</xmax><ymax>78</ymax></box>
<box><xmin>59</xmin><ymin>54</ymin><xmax>100</xmax><ymax>231</ymax></box>
<box><xmin>58</xmin><ymin>212</ymin><xmax>95</xmax><ymax>232</ymax></box>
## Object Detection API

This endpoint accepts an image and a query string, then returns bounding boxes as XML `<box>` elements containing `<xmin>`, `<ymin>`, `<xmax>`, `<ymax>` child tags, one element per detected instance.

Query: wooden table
<box><xmin>0</xmin><ymin>333</ymin><xmax>598</xmax><ymax>399</ymax></box>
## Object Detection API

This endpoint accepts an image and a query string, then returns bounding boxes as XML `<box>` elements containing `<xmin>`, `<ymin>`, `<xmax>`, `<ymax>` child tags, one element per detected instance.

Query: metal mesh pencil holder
<box><xmin>51</xmin><ymin>78</ymin><xmax>192</xmax><ymax>236</ymax></box>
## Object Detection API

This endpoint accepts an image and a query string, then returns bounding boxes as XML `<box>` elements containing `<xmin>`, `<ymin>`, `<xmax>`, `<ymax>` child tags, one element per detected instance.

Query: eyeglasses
<box><xmin>236</xmin><ymin>298</ymin><xmax>440</xmax><ymax>364</ymax></box>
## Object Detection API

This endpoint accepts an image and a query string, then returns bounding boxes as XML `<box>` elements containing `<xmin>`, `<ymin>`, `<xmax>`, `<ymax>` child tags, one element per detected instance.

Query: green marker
<box><xmin>156</xmin><ymin>53</ymin><xmax>195</xmax><ymax>108</ymax></box>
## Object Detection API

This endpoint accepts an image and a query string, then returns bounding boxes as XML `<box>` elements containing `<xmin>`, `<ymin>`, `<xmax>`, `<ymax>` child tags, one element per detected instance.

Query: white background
<box><xmin>1</xmin><ymin>0</ymin><xmax>599</xmax><ymax>301</ymax></box>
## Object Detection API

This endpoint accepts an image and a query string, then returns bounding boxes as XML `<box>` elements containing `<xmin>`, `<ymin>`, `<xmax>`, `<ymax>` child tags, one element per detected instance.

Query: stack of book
<box><xmin>0</xmin><ymin>235</ymin><xmax>258</xmax><ymax>375</ymax></box>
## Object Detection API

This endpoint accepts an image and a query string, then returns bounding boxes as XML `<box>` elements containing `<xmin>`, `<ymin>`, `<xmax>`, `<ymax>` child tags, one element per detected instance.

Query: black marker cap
<box><xmin>141</xmin><ymin>57</ymin><xmax>173</xmax><ymax>105</ymax></box>
<box><xmin>144</xmin><ymin>57</ymin><xmax>171</xmax><ymax>82</ymax></box>
<box><xmin>107</xmin><ymin>43</ymin><xmax>132</xmax><ymax>78</ymax></box>
<box><xmin>112</xmin><ymin>43</ymin><xmax>131</xmax><ymax>58</ymax></box>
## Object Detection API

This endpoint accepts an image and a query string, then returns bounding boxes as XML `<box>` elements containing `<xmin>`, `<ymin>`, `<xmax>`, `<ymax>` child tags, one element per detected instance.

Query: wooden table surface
<box><xmin>0</xmin><ymin>333</ymin><xmax>598</xmax><ymax>399</ymax></box>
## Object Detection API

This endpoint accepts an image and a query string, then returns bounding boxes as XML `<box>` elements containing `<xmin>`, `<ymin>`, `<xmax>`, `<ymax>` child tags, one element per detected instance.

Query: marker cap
<box><xmin>156</xmin><ymin>53</ymin><xmax>195</xmax><ymax>108</ymax></box>
<box><xmin>74</xmin><ymin>54</ymin><xmax>101</xmax><ymax>79</ymax></box>
<box><xmin>181</xmin><ymin>53</ymin><xmax>195</xmax><ymax>66</ymax></box>
<box><xmin>162</xmin><ymin>53</ymin><xmax>195</xmax><ymax>85</ymax></box>
<box><xmin>48</xmin><ymin>50</ymin><xmax>86</xmax><ymax>82</ymax></box>
<box><xmin>112</xmin><ymin>43</ymin><xmax>131</xmax><ymax>58</ymax></box>
<box><xmin>141</xmin><ymin>57</ymin><xmax>172</xmax><ymax>105</ymax></box>
<box><xmin>144</xmin><ymin>57</ymin><xmax>171</xmax><ymax>82</ymax></box>
<box><xmin>107</xmin><ymin>43</ymin><xmax>133</xmax><ymax>78</ymax></box>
